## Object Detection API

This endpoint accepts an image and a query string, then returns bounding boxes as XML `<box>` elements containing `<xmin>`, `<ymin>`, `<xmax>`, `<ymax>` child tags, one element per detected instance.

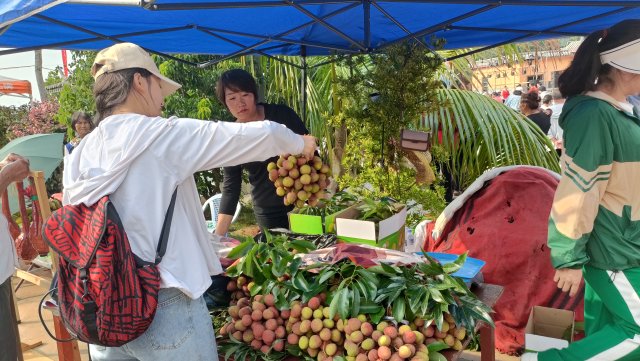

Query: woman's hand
<box><xmin>301</xmin><ymin>135</ymin><xmax>317</xmax><ymax>160</ymax></box>
<box><xmin>554</xmin><ymin>268</ymin><xmax>583</xmax><ymax>297</ymax></box>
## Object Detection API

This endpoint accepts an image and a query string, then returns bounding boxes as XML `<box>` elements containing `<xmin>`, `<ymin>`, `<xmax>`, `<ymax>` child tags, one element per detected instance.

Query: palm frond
<box><xmin>422</xmin><ymin>89</ymin><xmax>560</xmax><ymax>188</ymax></box>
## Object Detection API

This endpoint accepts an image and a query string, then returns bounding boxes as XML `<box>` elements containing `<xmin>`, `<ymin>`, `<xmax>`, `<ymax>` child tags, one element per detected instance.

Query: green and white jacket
<box><xmin>549</xmin><ymin>91</ymin><xmax>640</xmax><ymax>271</ymax></box>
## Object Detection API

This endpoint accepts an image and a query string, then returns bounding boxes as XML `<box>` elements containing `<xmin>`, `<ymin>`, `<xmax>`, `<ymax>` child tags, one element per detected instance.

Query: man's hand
<box><xmin>0</xmin><ymin>153</ymin><xmax>28</xmax><ymax>169</ymax></box>
<box><xmin>554</xmin><ymin>268</ymin><xmax>583</xmax><ymax>297</ymax></box>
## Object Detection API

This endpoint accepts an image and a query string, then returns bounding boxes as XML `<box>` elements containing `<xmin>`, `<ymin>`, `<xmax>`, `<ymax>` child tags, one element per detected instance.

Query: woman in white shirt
<box><xmin>64</xmin><ymin>42</ymin><xmax>316</xmax><ymax>361</ymax></box>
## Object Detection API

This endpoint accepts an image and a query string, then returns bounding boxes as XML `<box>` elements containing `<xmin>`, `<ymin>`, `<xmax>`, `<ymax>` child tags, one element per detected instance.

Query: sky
<box><xmin>0</xmin><ymin>49</ymin><xmax>64</xmax><ymax>107</ymax></box>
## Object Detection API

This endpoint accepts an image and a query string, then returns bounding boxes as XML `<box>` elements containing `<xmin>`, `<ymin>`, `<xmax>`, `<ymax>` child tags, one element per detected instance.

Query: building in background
<box><xmin>471</xmin><ymin>40</ymin><xmax>581</xmax><ymax>93</ymax></box>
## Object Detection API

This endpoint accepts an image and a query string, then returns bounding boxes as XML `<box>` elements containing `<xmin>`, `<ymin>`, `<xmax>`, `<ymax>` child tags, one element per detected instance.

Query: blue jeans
<box><xmin>89</xmin><ymin>288</ymin><xmax>218</xmax><ymax>361</ymax></box>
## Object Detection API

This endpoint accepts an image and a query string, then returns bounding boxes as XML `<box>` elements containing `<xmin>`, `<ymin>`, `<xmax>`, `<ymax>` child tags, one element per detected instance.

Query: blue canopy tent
<box><xmin>1</xmin><ymin>1</ymin><xmax>640</xmax><ymax>61</ymax></box>
<box><xmin>0</xmin><ymin>1</ymin><xmax>639</xmax><ymax>119</ymax></box>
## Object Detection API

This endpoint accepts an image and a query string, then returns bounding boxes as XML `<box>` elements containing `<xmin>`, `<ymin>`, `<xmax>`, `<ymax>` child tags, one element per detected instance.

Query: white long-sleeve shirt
<box><xmin>0</xmin><ymin>215</ymin><xmax>19</xmax><ymax>284</ymax></box>
<box><xmin>63</xmin><ymin>114</ymin><xmax>305</xmax><ymax>298</ymax></box>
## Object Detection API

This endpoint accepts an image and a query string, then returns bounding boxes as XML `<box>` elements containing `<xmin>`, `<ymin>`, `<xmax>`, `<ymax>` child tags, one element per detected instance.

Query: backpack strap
<box><xmin>154</xmin><ymin>188</ymin><xmax>178</xmax><ymax>265</ymax></box>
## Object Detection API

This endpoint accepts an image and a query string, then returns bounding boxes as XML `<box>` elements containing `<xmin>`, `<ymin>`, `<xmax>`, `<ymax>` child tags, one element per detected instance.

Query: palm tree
<box><xmin>223</xmin><ymin>42</ymin><xmax>564</xmax><ymax>193</ymax></box>
<box><xmin>421</xmin><ymin>89</ymin><xmax>560</xmax><ymax>189</ymax></box>
<box><xmin>35</xmin><ymin>50</ymin><xmax>48</xmax><ymax>101</ymax></box>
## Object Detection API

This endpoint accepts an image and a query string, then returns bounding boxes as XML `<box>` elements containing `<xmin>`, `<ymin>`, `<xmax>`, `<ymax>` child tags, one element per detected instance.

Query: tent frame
<box><xmin>3</xmin><ymin>0</ymin><xmax>640</xmax><ymax>121</ymax></box>
<box><xmin>4</xmin><ymin>1</ymin><xmax>640</xmax><ymax>66</ymax></box>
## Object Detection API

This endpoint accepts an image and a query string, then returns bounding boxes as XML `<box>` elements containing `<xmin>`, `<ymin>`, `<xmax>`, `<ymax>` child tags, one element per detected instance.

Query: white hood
<box><xmin>63</xmin><ymin>115</ymin><xmax>175</xmax><ymax>206</ymax></box>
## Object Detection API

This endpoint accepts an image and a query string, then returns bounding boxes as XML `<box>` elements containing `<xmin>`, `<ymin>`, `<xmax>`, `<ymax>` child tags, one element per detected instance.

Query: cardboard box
<box><xmin>288</xmin><ymin>205</ymin><xmax>356</xmax><ymax>235</ymax></box>
<box><xmin>524</xmin><ymin>306</ymin><xmax>575</xmax><ymax>352</ymax></box>
<box><xmin>335</xmin><ymin>204</ymin><xmax>407</xmax><ymax>250</ymax></box>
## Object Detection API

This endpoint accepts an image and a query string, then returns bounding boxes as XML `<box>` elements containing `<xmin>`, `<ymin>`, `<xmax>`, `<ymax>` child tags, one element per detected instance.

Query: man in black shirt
<box><xmin>214</xmin><ymin>69</ymin><xmax>308</xmax><ymax>236</ymax></box>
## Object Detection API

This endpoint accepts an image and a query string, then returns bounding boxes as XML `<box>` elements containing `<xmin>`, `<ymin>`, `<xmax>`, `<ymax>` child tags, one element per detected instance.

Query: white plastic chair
<box><xmin>202</xmin><ymin>193</ymin><xmax>241</xmax><ymax>232</ymax></box>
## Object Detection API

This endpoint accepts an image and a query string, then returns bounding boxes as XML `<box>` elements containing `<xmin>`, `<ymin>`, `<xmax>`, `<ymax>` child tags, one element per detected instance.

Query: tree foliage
<box><xmin>8</xmin><ymin>100</ymin><xmax>62</xmax><ymax>139</ymax></box>
<box><xmin>54</xmin><ymin>51</ymin><xmax>97</xmax><ymax>138</ymax></box>
<box><xmin>332</xmin><ymin>41</ymin><xmax>447</xmax><ymax>215</ymax></box>
<box><xmin>0</xmin><ymin>105</ymin><xmax>28</xmax><ymax>147</ymax></box>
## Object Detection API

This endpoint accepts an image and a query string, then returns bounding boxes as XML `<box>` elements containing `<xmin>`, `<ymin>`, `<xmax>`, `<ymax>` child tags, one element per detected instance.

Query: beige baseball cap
<box><xmin>91</xmin><ymin>42</ymin><xmax>182</xmax><ymax>98</ymax></box>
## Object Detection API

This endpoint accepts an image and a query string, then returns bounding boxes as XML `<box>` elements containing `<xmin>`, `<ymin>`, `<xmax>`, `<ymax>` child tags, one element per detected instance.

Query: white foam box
<box><xmin>335</xmin><ymin>203</ymin><xmax>407</xmax><ymax>250</ymax></box>
<box><xmin>524</xmin><ymin>306</ymin><xmax>574</xmax><ymax>352</ymax></box>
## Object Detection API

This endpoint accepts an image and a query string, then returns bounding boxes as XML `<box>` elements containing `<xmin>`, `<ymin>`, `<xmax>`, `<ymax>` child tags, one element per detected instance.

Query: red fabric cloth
<box><xmin>422</xmin><ymin>168</ymin><xmax>584</xmax><ymax>355</ymax></box>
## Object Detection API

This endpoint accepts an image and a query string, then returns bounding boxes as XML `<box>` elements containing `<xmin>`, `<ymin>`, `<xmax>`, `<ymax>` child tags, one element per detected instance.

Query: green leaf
<box><xmin>443</xmin><ymin>252</ymin><xmax>467</xmax><ymax>274</ymax></box>
<box><xmin>428</xmin><ymin>350</ymin><xmax>448</xmax><ymax>361</ymax></box>
<box><xmin>288</xmin><ymin>238</ymin><xmax>317</xmax><ymax>253</ymax></box>
<box><xmin>424</xmin><ymin>89</ymin><xmax>560</xmax><ymax>190</ymax></box>
<box><xmin>430</xmin><ymin>288</ymin><xmax>445</xmax><ymax>303</ymax></box>
<box><xmin>318</xmin><ymin>269</ymin><xmax>336</xmax><ymax>284</ymax></box>
<box><xmin>354</xmin><ymin>280</ymin><xmax>370</xmax><ymax>301</ymax></box>
<box><xmin>249</xmin><ymin>284</ymin><xmax>262</xmax><ymax>296</ymax></box>
<box><xmin>408</xmin><ymin>288</ymin><xmax>426</xmax><ymax>312</ymax></box>
<box><xmin>367</xmin><ymin>265</ymin><xmax>395</xmax><ymax>277</ymax></box>
<box><xmin>270</xmin><ymin>251</ymin><xmax>285</xmax><ymax>278</ymax></box>
<box><xmin>223</xmin><ymin>343</ymin><xmax>239</xmax><ymax>361</ymax></box>
<box><xmin>292</xmin><ymin>273</ymin><xmax>312</xmax><ymax>292</ymax></box>
<box><xmin>392</xmin><ymin>297</ymin><xmax>406</xmax><ymax>322</ymax></box>
<box><xmin>380</xmin><ymin>262</ymin><xmax>400</xmax><ymax>275</ymax></box>
<box><xmin>227</xmin><ymin>239</ymin><xmax>255</xmax><ymax>259</ymax></box>
<box><xmin>275</xmin><ymin>293</ymin><xmax>289</xmax><ymax>310</ymax></box>
<box><xmin>263</xmin><ymin>280</ymin><xmax>276</xmax><ymax>295</ymax></box>
<box><xmin>329</xmin><ymin>288</ymin><xmax>348</xmax><ymax>319</ymax></box>
<box><xmin>420</xmin><ymin>290</ymin><xmax>431</xmax><ymax>316</ymax></box>
<box><xmin>342</xmin><ymin>288</ymin><xmax>353</xmax><ymax>320</ymax></box>
<box><xmin>351</xmin><ymin>287</ymin><xmax>361</xmax><ymax>317</ymax></box>
<box><xmin>371</xmin><ymin>307</ymin><xmax>386</xmax><ymax>324</ymax></box>
<box><xmin>358</xmin><ymin>302</ymin><xmax>383</xmax><ymax>315</ymax></box>
<box><xmin>288</xmin><ymin>256</ymin><xmax>303</xmax><ymax>274</ymax></box>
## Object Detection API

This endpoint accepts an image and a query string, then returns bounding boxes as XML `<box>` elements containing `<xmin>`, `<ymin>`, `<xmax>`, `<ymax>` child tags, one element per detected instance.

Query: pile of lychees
<box><xmin>267</xmin><ymin>154</ymin><xmax>331</xmax><ymax>208</ymax></box>
<box><xmin>221</xmin><ymin>279</ymin><xmax>468</xmax><ymax>360</ymax></box>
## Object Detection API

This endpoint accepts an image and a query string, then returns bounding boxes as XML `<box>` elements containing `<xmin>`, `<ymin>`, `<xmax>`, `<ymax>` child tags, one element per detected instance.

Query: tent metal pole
<box><xmin>377</xmin><ymin>4</ymin><xmax>498</xmax><ymax>50</ymax></box>
<box><xmin>66</xmin><ymin>0</ymin><xmax>147</xmax><ymax>5</ymax></box>
<box><xmin>285</xmin><ymin>0</ymin><xmax>366</xmax><ymax>51</ymax></box>
<box><xmin>379</xmin><ymin>0</ymin><xmax>640</xmax><ymax>6</ymax></box>
<box><xmin>301</xmin><ymin>46</ymin><xmax>308</xmax><ymax>125</ymax></box>
<box><xmin>364</xmin><ymin>0</ymin><xmax>371</xmax><ymax>50</ymax></box>
<box><xmin>198</xmin><ymin>43</ymin><xmax>294</xmax><ymax>67</ymax></box>
<box><xmin>446</xmin><ymin>6</ymin><xmax>634</xmax><ymax>61</ymax></box>
<box><xmin>310</xmin><ymin>57</ymin><xmax>339</xmax><ymax>69</ymax></box>
<box><xmin>198</xmin><ymin>2</ymin><xmax>360</xmax><ymax>68</ymax></box>
<box><xmin>0</xmin><ymin>25</ymin><xmax>195</xmax><ymax>58</ymax></box>
<box><xmin>447</xmin><ymin>25</ymin><xmax>583</xmax><ymax>37</ymax></box>
<box><xmin>197</xmin><ymin>28</ymin><xmax>302</xmax><ymax>69</ymax></box>
<box><xmin>370</xmin><ymin>0</ymin><xmax>444</xmax><ymax>61</ymax></box>
<box><xmin>149</xmin><ymin>0</ymin><xmax>357</xmax><ymax>10</ymax></box>
<box><xmin>31</xmin><ymin>14</ymin><xmax>197</xmax><ymax>66</ymax></box>
<box><xmin>198</xmin><ymin>26</ymin><xmax>358</xmax><ymax>53</ymax></box>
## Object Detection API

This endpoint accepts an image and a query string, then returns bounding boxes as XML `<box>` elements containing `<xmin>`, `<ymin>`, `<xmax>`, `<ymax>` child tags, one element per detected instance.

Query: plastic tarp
<box><xmin>0</xmin><ymin>1</ymin><xmax>640</xmax><ymax>57</ymax></box>
<box><xmin>0</xmin><ymin>0</ymin><xmax>65</xmax><ymax>28</ymax></box>
<box><xmin>421</xmin><ymin>167</ymin><xmax>584</xmax><ymax>354</ymax></box>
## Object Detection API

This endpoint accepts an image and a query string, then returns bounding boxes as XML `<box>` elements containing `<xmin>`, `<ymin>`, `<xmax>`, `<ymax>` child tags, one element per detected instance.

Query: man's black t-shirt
<box><xmin>219</xmin><ymin>103</ymin><xmax>308</xmax><ymax>227</ymax></box>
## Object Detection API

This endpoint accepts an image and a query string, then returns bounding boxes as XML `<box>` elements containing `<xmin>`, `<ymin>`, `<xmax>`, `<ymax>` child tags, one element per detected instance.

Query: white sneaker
<box><xmin>521</xmin><ymin>353</ymin><xmax>538</xmax><ymax>361</ymax></box>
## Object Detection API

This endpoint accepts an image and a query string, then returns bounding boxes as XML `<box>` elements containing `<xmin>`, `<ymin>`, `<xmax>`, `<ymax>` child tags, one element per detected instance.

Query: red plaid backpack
<box><xmin>42</xmin><ymin>190</ymin><xmax>177</xmax><ymax>346</ymax></box>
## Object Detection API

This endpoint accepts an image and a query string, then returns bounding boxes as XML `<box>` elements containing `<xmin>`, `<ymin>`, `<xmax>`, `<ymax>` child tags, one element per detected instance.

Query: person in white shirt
<box><xmin>64</xmin><ymin>42</ymin><xmax>317</xmax><ymax>360</ymax></box>
<box><xmin>504</xmin><ymin>85</ymin><xmax>523</xmax><ymax>110</ymax></box>
<box><xmin>0</xmin><ymin>153</ymin><xmax>30</xmax><ymax>361</ymax></box>
<box><xmin>547</xmin><ymin>90</ymin><xmax>565</xmax><ymax>156</ymax></box>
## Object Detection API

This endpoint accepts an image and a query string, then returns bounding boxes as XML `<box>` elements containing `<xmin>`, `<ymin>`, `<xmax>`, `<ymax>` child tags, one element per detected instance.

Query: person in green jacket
<box><xmin>522</xmin><ymin>19</ymin><xmax>640</xmax><ymax>361</ymax></box>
